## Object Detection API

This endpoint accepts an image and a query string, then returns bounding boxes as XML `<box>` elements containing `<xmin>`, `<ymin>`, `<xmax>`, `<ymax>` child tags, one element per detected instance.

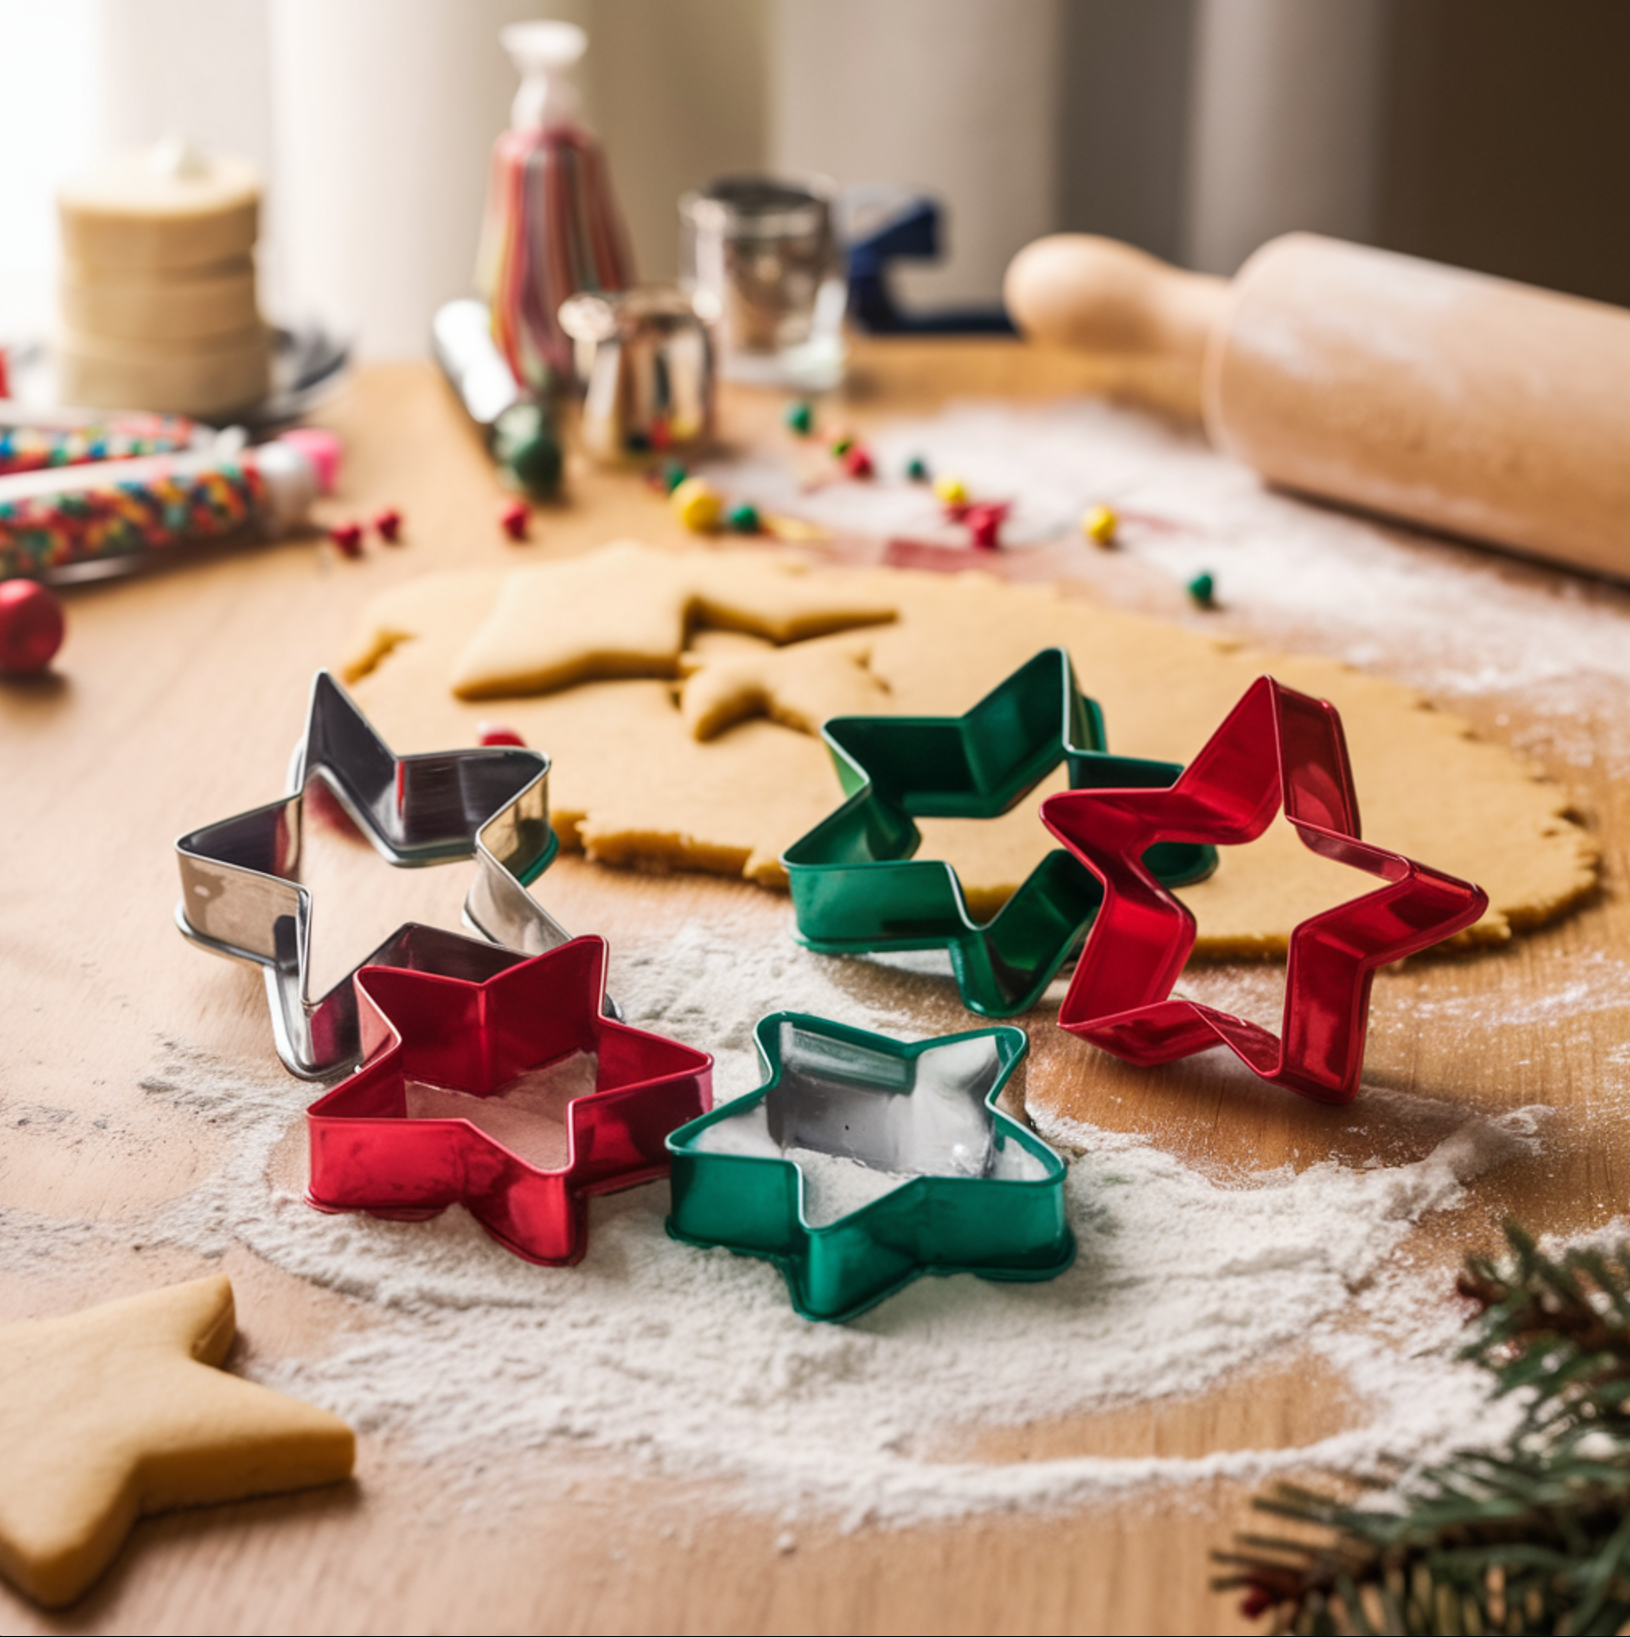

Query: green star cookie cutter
<box><xmin>780</xmin><ymin>648</ymin><xmax>1218</xmax><ymax>1016</ymax></box>
<box><xmin>665</xmin><ymin>1013</ymin><xmax>1074</xmax><ymax>1322</ymax></box>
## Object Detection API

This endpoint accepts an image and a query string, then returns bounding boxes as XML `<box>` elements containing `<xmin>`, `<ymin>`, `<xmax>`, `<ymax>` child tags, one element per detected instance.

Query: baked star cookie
<box><xmin>0</xmin><ymin>1276</ymin><xmax>354</xmax><ymax>1608</ymax></box>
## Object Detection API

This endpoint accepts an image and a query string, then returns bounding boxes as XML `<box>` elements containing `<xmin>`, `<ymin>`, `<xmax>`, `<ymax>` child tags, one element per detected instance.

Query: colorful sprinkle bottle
<box><xmin>0</xmin><ymin>429</ymin><xmax>337</xmax><ymax>582</ymax></box>
<box><xmin>0</xmin><ymin>406</ymin><xmax>206</xmax><ymax>477</ymax></box>
<box><xmin>476</xmin><ymin>21</ymin><xmax>633</xmax><ymax>390</ymax></box>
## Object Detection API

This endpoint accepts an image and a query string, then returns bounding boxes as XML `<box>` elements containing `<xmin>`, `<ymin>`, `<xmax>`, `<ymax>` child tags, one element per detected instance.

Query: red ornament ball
<box><xmin>374</xmin><ymin>507</ymin><xmax>403</xmax><ymax>543</ymax></box>
<box><xmin>330</xmin><ymin>521</ymin><xmax>364</xmax><ymax>558</ymax></box>
<box><xmin>0</xmin><ymin>579</ymin><xmax>65</xmax><ymax>675</ymax></box>
<box><xmin>477</xmin><ymin>723</ymin><xmax>528</xmax><ymax>748</ymax></box>
<box><xmin>499</xmin><ymin>499</ymin><xmax>530</xmax><ymax>542</ymax></box>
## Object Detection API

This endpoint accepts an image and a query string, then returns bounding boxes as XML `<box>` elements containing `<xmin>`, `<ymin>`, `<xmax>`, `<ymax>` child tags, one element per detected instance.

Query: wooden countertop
<box><xmin>2</xmin><ymin>340</ymin><xmax>1626</xmax><ymax>1635</ymax></box>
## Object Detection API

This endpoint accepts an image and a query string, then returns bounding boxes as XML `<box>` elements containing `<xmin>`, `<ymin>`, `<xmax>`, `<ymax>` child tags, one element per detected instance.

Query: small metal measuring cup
<box><xmin>557</xmin><ymin>286</ymin><xmax>715</xmax><ymax>464</ymax></box>
<box><xmin>680</xmin><ymin>176</ymin><xmax>846</xmax><ymax>389</ymax></box>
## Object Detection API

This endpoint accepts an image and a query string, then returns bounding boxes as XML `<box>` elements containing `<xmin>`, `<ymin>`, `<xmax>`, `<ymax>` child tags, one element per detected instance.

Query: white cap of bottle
<box><xmin>500</xmin><ymin>20</ymin><xmax>586</xmax><ymax>130</ymax></box>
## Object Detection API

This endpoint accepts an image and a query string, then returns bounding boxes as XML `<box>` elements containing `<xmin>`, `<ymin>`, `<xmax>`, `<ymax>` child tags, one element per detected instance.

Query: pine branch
<box><xmin>1214</xmin><ymin>1221</ymin><xmax>1630</xmax><ymax>1636</ymax></box>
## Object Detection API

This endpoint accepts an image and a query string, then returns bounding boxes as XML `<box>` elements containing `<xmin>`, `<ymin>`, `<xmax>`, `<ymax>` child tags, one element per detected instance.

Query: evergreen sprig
<box><xmin>1213</xmin><ymin>1223</ymin><xmax>1630</xmax><ymax>1635</ymax></box>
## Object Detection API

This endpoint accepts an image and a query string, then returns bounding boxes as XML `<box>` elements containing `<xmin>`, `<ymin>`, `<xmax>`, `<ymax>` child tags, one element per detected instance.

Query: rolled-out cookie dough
<box><xmin>342</xmin><ymin>547</ymin><xmax>1596</xmax><ymax>954</ymax></box>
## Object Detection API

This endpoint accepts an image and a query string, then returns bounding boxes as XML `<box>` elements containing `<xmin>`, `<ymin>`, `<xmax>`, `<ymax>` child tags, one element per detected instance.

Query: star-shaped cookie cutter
<box><xmin>306</xmin><ymin>937</ymin><xmax>712</xmax><ymax>1264</ymax></box>
<box><xmin>1040</xmin><ymin>675</ymin><xmax>1490</xmax><ymax>1103</ymax></box>
<box><xmin>175</xmin><ymin>670</ymin><xmax>583</xmax><ymax>1078</ymax></box>
<box><xmin>665</xmin><ymin>1013</ymin><xmax>1073</xmax><ymax>1322</ymax></box>
<box><xmin>780</xmin><ymin>648</ymin><xmax>1217</xmax><ymax>1016</ymax></box>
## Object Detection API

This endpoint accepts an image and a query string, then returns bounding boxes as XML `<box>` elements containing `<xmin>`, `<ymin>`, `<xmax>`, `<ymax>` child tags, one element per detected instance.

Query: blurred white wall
<box><xmin>1183</xmin><ymin>0</ymin><xmax>1389</xmax><ymax>275</ymax></box>
<box><xmin>0</xmin><ymin>0</ymin><xmax>1410</xmax><ymax>362</ymax></box>
<box><xmin>0</xmin><ymin>0</ymin><xmax>97</xmax><ymax>333</ymax></box>
<box><xmin>773</xmin><ymin>0</ymin><xmax>1065</xmax><ymax>309</ymax></box>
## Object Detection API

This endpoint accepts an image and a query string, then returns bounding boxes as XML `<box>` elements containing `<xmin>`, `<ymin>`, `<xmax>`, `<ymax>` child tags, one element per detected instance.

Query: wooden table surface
<box><xmin>3</xmin><ymin>339</ymin><xmax>1627</xmax><ymax>1636</ymax></box>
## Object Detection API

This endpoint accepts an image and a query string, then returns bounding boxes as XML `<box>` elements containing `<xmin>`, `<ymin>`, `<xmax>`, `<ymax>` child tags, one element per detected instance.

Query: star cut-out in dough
<box><xmin>0</xmin><ymin>1276</ymin><xmax>353</xmax><ymax>1608</ymax></box>
<box><xmin>447</xmin><ymin>540</ymin><xmax>897</xmax><ymax>699</ymax></box>
<box><xmin>676</xmin><ymin>634</ymin><xmax>889</xmax><ymax>741</ymax></box>
<box><xmin>665</xmin><ymin>1013</ymin><xmax>1073</xmax><ymax>1321</ymax></box>
<box><xmin>1040</xmin><ymin>674</ymin><xmax>1490</xmax><ymax>1102</ymax></box>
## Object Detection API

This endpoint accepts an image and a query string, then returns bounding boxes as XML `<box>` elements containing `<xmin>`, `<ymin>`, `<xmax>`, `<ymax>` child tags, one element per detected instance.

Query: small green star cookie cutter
<box><xmin>665</xmin><ymin>1012</ymin><xmax>1074</xmax><ymax>1323</ymax></box>
<box><xmin>780</xmin><ymin>648</ymin><xmax>1218</xmax><ymax>1016</ymax></box>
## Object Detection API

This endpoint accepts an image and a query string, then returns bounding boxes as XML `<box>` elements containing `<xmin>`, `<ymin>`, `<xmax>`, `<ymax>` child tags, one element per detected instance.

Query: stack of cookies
<box><xmin>56</xmin><ymin>140</ymin><xmax>270</xmax><ymax>418</ymax></box>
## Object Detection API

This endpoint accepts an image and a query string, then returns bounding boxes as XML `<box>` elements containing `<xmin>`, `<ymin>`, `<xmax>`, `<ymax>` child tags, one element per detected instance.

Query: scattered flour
<box><xmin>67</xmin><ymin>922</ymin><xmax>1550</xmax><ymax>1527</ymax></box>
<box><xmin>783</xmin><ymin>1148</ymin><xmax>908</xmax><ymax>1226</ymax></box>
<box><xmin>710</xmin><ymin>400</ymin><xmax>1630</xmax><ymax>770</ymax></box>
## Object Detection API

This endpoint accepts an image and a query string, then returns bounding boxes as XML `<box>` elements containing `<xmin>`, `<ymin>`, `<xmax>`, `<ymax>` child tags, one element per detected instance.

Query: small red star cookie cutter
<box><xmin>1039</xmin><ymin>676</ymin><xmax>1489</xmax><ymax>1103</ymax></box>
<box><xmin>305</xmin><ymin>936</ymin><xmax>712</xmax><ymax>1263</ymax></box>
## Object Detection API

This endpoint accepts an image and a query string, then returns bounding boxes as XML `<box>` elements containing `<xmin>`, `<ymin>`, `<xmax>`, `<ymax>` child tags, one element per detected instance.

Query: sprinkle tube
<box><xmin>0</xmin><ymin>406</ymin><xmax>207</xmax><ymax>477</ymax></box>
<box><xmin>0</xmin><ymin>436</ymin><xmax>328</xmax><ymax>582</ymax></box>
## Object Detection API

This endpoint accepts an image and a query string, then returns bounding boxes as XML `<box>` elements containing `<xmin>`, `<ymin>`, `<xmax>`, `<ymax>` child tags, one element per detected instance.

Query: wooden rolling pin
<box><xmin>1005</xmin><ymin>232</ymin><xmax>1630</xmax><ymax>580</ymax></box>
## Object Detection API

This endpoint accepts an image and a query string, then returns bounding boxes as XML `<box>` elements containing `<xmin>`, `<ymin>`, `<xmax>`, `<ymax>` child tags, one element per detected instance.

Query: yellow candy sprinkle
<box><xmin>1082</xmin><ymin>504</ymin><xmax>1118</xmax><ymax>546</ymax></box>
<box><xmin>932</xmin><ymin>475</ymin><xmax>968</xmax><ymax>505</ymax></box>
<box><xmin>671</xmin><ymin>476</ymin><xmax>723</xmax><ymax>533</ymax></box>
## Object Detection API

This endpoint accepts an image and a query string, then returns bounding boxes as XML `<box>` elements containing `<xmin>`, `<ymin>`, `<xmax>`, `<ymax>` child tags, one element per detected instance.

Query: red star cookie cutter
<box><xmin>1039</xmin><ymin>676</ymin><xmax>1489</xmax><ymax>1103</ymax></box>
<box><xmin>305</xmin><ymin>936</ymin><xmax>712</xmax><ymax>1263</ymax></box>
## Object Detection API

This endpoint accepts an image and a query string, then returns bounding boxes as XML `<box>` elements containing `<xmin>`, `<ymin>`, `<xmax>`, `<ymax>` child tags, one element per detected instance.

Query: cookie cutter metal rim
<box><xmin>1039</xmin><ymin>674</ymin><xmax>1492</xmax><ymax>1103</ymax></box>
<box><xmin>175</xmin><ymin>670</ymin><xmax>598</xmax><ymax>1079</ymax></box>
<box><xmin>780</xmin><ymin>647</ymin><xmax>1217</xmax><ymax>1017</ymax></box>
<box><xmin>665</xmin><ymin>1011</ymin><xmax>1075</xmax><ymax>1323</ymax></box>
<box><xmin>305</xmin><ymin>936</ymin><xmax>714</xmax><ymax>1265</ymax></box>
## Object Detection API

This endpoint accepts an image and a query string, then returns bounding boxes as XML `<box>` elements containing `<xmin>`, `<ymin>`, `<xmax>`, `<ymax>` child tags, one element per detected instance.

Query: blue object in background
<box><xmin>841</xmin><ymin>185</ymin><xmax>1016</xmax><ymax>336</ymax></box>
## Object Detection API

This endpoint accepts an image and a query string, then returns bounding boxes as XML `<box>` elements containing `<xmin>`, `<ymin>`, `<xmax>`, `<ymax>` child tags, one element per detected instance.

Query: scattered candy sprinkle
<box><xmin>842</xmin><ymin>445</ymin><xmax>874</xmax><ymax>480</ymax></box>
<box><xmin>0</xmin><ymin>579</ymin><xmax>65</xmax><ymax>675</ymax></box>
<box><xmin>661</xmin><ymin>460</ymin><xmax>688</xmax><ymax>495</ymax></box>
<box><xmin>373</xmin><ymin>507</ymin><xmax>403</xmax><ymax>544</ymax></box>
<box><xmin>905</xmin><ymin>456</ymin><xmax>930</xmax><ymax>483</ymax></box>
<box><xmin>671</xmin><ymin>476</ymin><xmax>723</xmax><ymax>533</ymax></box>
<box><xmin>726</xmin><ymin>501</ymin><xmax>762</xmax><ymax>534</ymax></box>
<box><xmin>1082</xmin><ymin>504</ymin><xmax>1117</xmax><ymax>546</ymax></box>
<box><xmin>1187</xmin><ymin>571</ymin><xmax>1216</xmax><ymax>607</ymax></box>
<box><xmin>329</xmin><ymin>521</ymin><xmax>364</xmax><ymax>558</ymax></box>
<box><xmin>932</xmin><ymin>475</ymin><xmax>968</xmax><ymax>505</ymax></box>
<box><xmin>966</xmin><ymin>503</ymin><xmax>1005</xmax><ymax>551</ymax></box>
<box><xmin>784</xmin><ymin>400</ymin><xmax>814</xmax><ymax>436</ymax></box>
<box><xmin>830</xmin><ymin>434</ymin><xmax>855</xmax><ymax>458</ymax></box>
<box><xmin>499</xmin><ymin>499</ymin><xmax>531</xmax><ymax>542</ymax></box>
<box><xmin>477</xmin><ymin>723</ymin><xmax>527</xmax><ymax>748</ymax></box>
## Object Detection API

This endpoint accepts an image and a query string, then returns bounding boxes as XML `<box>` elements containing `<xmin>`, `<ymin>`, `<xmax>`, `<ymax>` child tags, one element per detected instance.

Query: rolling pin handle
<box><xmin>1004</xmin><ymin>234</ymin><xmax>1227</xmax><ymax>416</ymax></box>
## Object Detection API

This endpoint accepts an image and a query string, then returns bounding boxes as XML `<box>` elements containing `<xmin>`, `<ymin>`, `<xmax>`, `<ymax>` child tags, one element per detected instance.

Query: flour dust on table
<box><xmin>714</xmin><ymin>399</ymin><xmax>1630</xmax><ymax>775</ymax></box>
<box><xmin>96</xmin><ymin>921</ymin><xmax>1554</xmax><ymax>1528</ymax></box>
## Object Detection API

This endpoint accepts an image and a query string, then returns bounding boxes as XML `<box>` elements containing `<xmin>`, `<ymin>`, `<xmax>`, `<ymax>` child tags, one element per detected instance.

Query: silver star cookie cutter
<box><xmin>175</xmin><ymin>670</ymin><xmax>595</xmax><ymax>1078</ymax></box>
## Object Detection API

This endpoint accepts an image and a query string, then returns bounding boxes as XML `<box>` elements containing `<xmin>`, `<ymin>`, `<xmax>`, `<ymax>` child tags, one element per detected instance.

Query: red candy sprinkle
<box><xmin>0</xmin><ymin>579</ymin><xmax>66</xmax><ymax>675</ymax></box>
<box><xmin>966</xmin><ymin>502</ymin><xmax>1008</xmax><ymax>551</ymax></box>
<box><xmin>330</xmin><ymin>521</ymin><xmax>364</xmax><ymax>558</ymax></box>
<box><xmin>499</xmin><ymin>499</ymin><xmax>530</xmax><ymax>541</ymax></box>
<box><xmin>478</xmin><ymin>723</ymin><xmax>528</xmax><ymax>748</ymax></box>
<box><xmin>374</xmin><ymin>507</ymin><xmax>403</xmax><ymax>543</ymax></box>
<box><xmin>842</xmin><ymin>445</ymin><xmax>874</xmax><ymax>479</ymax></box>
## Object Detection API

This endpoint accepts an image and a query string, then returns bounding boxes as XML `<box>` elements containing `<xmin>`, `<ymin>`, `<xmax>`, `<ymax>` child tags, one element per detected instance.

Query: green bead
<box><xmin>784</xmin><ymin>399</ymin><xmax>814</xmax><ymax>436</ymax></box>
<box><xmin>726</xmin><ymin>501</ymin><xmax>762</xmax><ymax>534</ymax></box>
<box><xmin>905</xmin><ymin>456</ymin><xmax>930</xmax><ymax>482</ymax></box>
<box><xmin>1186</xmin><ymin>571</ymin><xmax>1216</xmax><ymax>607</ymax></box>
<box><xmin>493</xmin><ymin>401</ymin><xmax>563</xmax><ymax>500</ymax></box>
